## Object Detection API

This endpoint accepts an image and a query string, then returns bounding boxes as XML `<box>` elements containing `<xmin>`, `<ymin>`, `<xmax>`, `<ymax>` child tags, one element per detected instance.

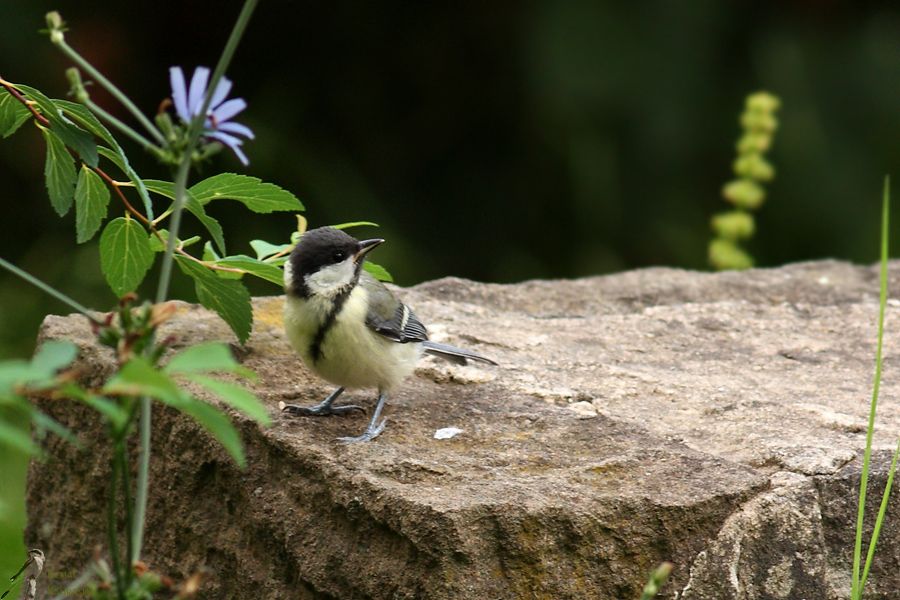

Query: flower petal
<box><xmin>207</xmin><ymin>131</ymin><xmax>249</xmax><ymax>165</ymax></box>
<box><xmin>210</xmin><ymin>98</ymin><xmax>247</xmax><ymax>123</ymax></box>
<box><xmin>216</xmin><ymin>121</ymin><xmax>255</xmax><ymax>140</ymax></box>
<box><xmin>187</xmin><ymin>66</ymin><xmax>211</xmax><ymax>116</ymax></box>
<box><xmin>209</xmin><ymin>76</ymin><xmax>233</xmax><ymax>110</ymax></box>
<box><xmin>169</xmin><ymin>67</ymin><xmax>190</xmax><ymax>123</ymax></box>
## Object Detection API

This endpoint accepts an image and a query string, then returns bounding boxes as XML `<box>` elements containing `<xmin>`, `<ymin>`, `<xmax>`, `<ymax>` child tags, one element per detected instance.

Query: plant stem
<box><xmin>51</xmin><ymin>38</ymin><xmax>165</xmax><ymax>146</ymax></box>
<box><xmin>119</xmin><ymin>437</ymin><xmax>134</xmax><ymax>586</ymax></box>
<box><xmin>861</xmin><ymin>438</ymin><xmax>900</xmax><ymax>589</ymax></box>
<box><xmin>108</xmin><ymin>445</ymin><xmax>124</xmax><ymax>598</ymax></box>
<box><xmin>131</xmin><ymin>0</ymin><xmax>259</xmax><ymax>562</ymax></box>
<box><xmin>851</xmin><ymin>175</ymin><xmax>890</xmax><ymax>599</ymax></box>
<box><xmin>84</xmin><ymin>97</ymin><xmax>160</xmax><ymax>154</ymax></box>
<box><xmin>0</xmin><ymin>257</ymin><xmax>97</xmax><ymax>321</ymax></box>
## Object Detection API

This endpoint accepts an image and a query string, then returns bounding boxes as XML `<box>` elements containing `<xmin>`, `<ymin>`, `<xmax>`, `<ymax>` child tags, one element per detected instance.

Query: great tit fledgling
<box><xmin>281</xmin><ymin>227</ymin><xmax>496</xmax><ymax>443</ymax></box>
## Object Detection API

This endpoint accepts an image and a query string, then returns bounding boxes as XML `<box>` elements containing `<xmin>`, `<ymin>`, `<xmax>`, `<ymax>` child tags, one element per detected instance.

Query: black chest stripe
<box><xmin>310</xmin><ymin>286</ymin><xmax>354</xmax><ymax>363</ymax></box>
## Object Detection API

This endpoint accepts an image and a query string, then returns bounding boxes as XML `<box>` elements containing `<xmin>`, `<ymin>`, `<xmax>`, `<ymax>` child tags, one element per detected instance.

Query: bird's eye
<box><xmin>333</xmin><ymin>251</ymin><xmax>346</xmax><ymax>262</ymax></box>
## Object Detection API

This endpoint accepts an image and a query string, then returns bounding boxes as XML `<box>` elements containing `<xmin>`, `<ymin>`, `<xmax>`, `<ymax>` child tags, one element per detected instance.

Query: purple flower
<box><xmin>169</xmin><ymin>66</ymin><xmax>254</xmax><ymax>165</ymax></box>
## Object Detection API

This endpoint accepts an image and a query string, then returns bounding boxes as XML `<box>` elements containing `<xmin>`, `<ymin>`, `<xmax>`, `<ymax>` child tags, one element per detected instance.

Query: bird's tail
<box><xmin>422</xmin><ymin>341</ymin><xmax>498</xmax><ymax>366</ymax></box>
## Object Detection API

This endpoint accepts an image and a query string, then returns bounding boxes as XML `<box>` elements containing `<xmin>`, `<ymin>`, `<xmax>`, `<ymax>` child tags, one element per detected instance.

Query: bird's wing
<box><xmin>360</xmin><ymin>272</ymin><xmax>429</xmax><ymax>343</ymax></box>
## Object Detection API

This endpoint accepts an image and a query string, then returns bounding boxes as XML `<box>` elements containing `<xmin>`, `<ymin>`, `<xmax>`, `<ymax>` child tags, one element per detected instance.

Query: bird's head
<box><xmin>284</xmin><ymin>227</ymin><xmax>383</xmax><ymax>298</ymax></box>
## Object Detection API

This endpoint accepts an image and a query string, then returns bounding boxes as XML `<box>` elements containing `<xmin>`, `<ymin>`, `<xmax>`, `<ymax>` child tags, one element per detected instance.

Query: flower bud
<box><xmin>733</xmin><ymin>154</ymin><xmax>774</xmax><ymax>181</ymax></box>
<box><xmin>709</xmin><ymin>239</ymin><xmax>754</xmax><ymax>270</ymax></box>
<box><xmin>712</xmin><ymin>211</ymin><xmax>755</xmax><ymax>240</ymax></box>
<box><xmin>740</xmin><ymin>111</ymin><xmax>778</xmax><ymax>134</ymax></box>
<box><xmin>736</xmin><ymin>133</ymin><xmax>771</xmax><ymax>154</ymax></box>
<box><xmin>746</xmin><ymin>92</ymin><xmax>781</xmax><ymax>113</ymax></box>
<box><xmin>722</xmin><ymin>179</ymin><xmax>765</xmax><ymax>210</ymax></box>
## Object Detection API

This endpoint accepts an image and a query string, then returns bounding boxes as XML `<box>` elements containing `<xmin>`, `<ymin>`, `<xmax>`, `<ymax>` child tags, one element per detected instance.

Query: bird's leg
<box><xmin>337</xmin><ymin>390</ymin><xmax>388</xmax><ymax>443</ymax></box>
<box><xmin>281</xmin><ymin>386</ymin><xmax>365</xmax><ymax>417</ymax></box>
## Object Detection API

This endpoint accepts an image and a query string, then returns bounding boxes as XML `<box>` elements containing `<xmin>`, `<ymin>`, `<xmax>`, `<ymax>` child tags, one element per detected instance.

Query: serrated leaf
<box><xmin>187</xmin><ymin>374</ymin><xmax>270</xmax><ymax>425</ymax></box>
<box><xmin>249</xmin><ymin>240</ymin><xmax>290</xmax><ymax>261</ymax></box>
<box><xmin>216</xmin><ymin>256</ymin><xmax>284</xmax><ymax>286</ymax></box>
<box><xmin>97</xmin><ymin>147</ymin><xmax>154</xmax><ymax>220</ymax></box>
<box><xmin>144</xmin><ymin>180</ymin><xmax>226</xmax><ymax>255</ymax></box>
<box><xmin>75</xmin><ymin>166</ymin><xmax>110</xmax><ymax>243</ymax></box>
<box><xmin>175</xmin><ymin>256</ymin><xmax>252</xmax><ymax>344</ymax></box>
<box><xmin>104</xmin><ymin>357</ymin><xmax>245</xmax><ymax>466</ymax></box>
<box><xmin>99</xmin><ymin>217</ymin><xmax>154</xmax><ymax>297</ymax></box>
<box><xmin>53</xmin><ymin>100</ymin><xmax>116</xmax><ymax>146</ymax></box>
<box><xmin>0</xmin><ymin>420</ymin><xmax>37</xmax><ymax>455</ymax></box>
<box><xmin>0</xmin><ymin>90</ymin><xmax>30</xmax><ymax>137</ymax></box>
<box><xmin>364</xmin><ymin>261</ymin><xmax>393</xmax><ymax>282</ymax></box>
<box><xmin>189</xmin><ymin>173</ymin><xmax>303</xmax><ymax>213</ymax></box>
<box><xmin>40</xmin><ymin>126</ymin><xmax>77</xmax><ymax>216</ymax></box>
<box><xmin>164</xmin><ymin>342</ymin><xmax>251</xmax><ymax>377</ymax></box>
<box><xmin>16</xmin><ymin>84</ymin><xmax>98</xmax><ymax>166</ymax></box>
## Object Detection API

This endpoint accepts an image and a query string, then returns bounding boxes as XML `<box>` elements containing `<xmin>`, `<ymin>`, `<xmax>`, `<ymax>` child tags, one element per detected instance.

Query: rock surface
<box><xmin>24</xmin><ymin>260</ymin><xmax>900</xmax><ymax>598</ymax></box>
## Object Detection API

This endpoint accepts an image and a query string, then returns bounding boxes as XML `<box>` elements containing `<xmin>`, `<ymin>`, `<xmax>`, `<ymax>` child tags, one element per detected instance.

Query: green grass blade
<box><xmin>852</xmin><ymin>175</ymin><xmax>890</xmax><ymax>599</ymax></box>
<box><xmin>861</xmin><ymin>438</ymin><xmax>900</xmax><ymax>589</ymax></box>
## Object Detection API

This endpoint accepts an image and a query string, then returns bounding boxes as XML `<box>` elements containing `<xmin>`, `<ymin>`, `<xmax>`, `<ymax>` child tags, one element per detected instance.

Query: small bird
<box><xmin>1</xmin><ymin>549</ymin><xmax>43</xmax><ymax>600</ymax></box>
<box><xmin>281</xmin><ymin>227</ymin><xmax>496</xmax><ymax>443</ymax></box>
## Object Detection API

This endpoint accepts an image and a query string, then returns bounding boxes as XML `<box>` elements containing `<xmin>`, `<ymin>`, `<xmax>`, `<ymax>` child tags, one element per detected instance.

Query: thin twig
<box><xmin>0</xmin><ymin>77</ymin><xmax>51</xmax><ymax>127</ymax></box>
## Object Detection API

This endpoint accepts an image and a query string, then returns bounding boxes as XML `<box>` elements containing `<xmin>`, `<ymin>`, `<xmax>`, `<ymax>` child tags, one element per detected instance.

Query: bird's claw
<box><xmin>281</xmin><ymin>403</ymin><xmax>365</xmax><ymax>417</ymax></box>
<box><xmin>337</xmin><ymin>418</ymin><xmax>386</xmax><ymax>444</ymax></box>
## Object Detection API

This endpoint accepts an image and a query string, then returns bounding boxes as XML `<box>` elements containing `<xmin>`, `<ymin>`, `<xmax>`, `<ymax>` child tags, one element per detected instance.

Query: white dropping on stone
<box><xmin>434</xmin><ymin>427</ymin><xmax>464</xmax><ymax>440</ymax></box>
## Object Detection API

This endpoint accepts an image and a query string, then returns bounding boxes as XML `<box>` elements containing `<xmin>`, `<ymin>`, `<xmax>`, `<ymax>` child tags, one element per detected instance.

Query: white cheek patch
<box><xmin>304</xmin><ymin>258</ymin><xmax>357</xmax><ymax>297</ymax></box>
<box><xmin>283</xmin><ymin>260</ymin><xmax>294</xmax><ymax>292</ymax></box>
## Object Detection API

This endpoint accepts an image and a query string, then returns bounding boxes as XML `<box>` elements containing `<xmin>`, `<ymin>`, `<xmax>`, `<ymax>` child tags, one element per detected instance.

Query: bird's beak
<box><xmin>355</xmin><ymin>238</ymin><xmax>384</xmax><ymax>262</ymax></box>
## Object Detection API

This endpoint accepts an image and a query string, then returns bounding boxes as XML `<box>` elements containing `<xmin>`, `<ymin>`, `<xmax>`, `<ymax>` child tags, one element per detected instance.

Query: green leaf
<box><xmin>60</xmin><ymin>383</ymin><xmax>127</xmax><ymax>430</ymax></box>
<box><xmin>99</xmin><ymin>217</ymin><xmax>155</xmax><ymax>297</ymax></box>
<box><xmin>143</xmin><ymin>180</ymin><xmax>226</xmax><ymax>255</ymax></box>
<box><xmin>332</xmin><ymin>221</ymin><xmax>380</xmax><ymax>230</ymax></box>
<box><xmin>176</xmin><ymin>396</ymin><xmax>245</xmax><ymax>467</ymax></box>
<box><xmin>0</xmin><ymin>90</ymin><xmax>31</xmax><ymax>138</ymax></box>
<box><xmin>0</xmin><ymin>341</ymin><xmax>78</xmax><ymax>394</ymax></box>
<box><xmin>215</xmin><ymin>256</ymin><xmax>284</xmax><ymax>286</ymax></box>
<box><xmin>53</xmin><ymin>100</ymin><xmax>116</xmax><ymax>146</ymax></box>
<box><xmin>74</xmin><ymin>165</ymin><xmax>110</xmax><ymax>243</ymax></box>
<box><xmin>104</xmin><ymin>356</ymin><xmax>182</xmax><ymax>402</ymax></box>
<box><xmin>31</xmin><ymin>341</ymin><xmax>78</xmax><ymax>375</ymax></box>
<box><xmin>364</xmin><ymin>261</ymin><xmax>393</xmax><ymax>282</ymax></box>
<box><xmin>202</xmin><ymin>241</ymin><xmax>220</xmax><ymax>261</ymax></box>
<box><xmin>189</xmin><ymin>173</ymin><xmax>303</xmax><ymax>213</ymax></box>
<box><xmin>30</xmin><ymin>410</ymin><xmax>78</xmax><ymax>446</ymax></box>
<box><xmin>0</xmin><ymin>420</ymin><xmax>37</xmax><ymax>455</ymax></box>
<box><xmin>175</xmin><ymin>256</ymin><xmax>252</xmax><ymax>344</ymax></box>
<box><xmin>96</xmin><ymin>147</ymin><xmax>155</xmax><ymax>220</ymax></box>
<box><xmin>187</xmin><ymin>374</ymin><xmax>270</xmax><ymax>425</ymax></box>
<box><xmin>164</xmin><ymin>342</ymin><xmax>252</xmax><ymax>377</ymax></box>
<box><xmin>149</xmin><ymin>229</ymin><xmax>169</xmax><ymax>252</ymax></box>
<box><xmin>40</xmin><ymin>126</ymin><xmax>78</xmax><ymax>216</ymax></box>
<box><xmin>104</xmin><ymin>357</ymin><xmax>245</xmax><ymax>466</ymax></box>
<box><xmin>16</xmin><ymin>84</ymin><xmax>98</xmax><ymax>167</ymax></box>
<box><xmin>249</xmin><ymin>240</ymin><xmax>291</xmax><ymax>261</ymax></box>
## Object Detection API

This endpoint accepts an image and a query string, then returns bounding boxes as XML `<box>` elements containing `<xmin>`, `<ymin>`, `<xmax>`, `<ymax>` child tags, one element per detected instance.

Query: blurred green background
<box><xmin>2</xmin><ymin>0</ymin><xmax>900</xmax><ymax>587</ymax></box>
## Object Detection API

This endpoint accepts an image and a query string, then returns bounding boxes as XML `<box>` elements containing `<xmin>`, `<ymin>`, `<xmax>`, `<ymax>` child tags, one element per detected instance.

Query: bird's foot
<box><xmin>281</xmin><ymin>401</ymin><xmax>365</xmax><ymax>417</ymax></box>
<box><xmin>337</xmin><ymin>418</ymin><xmax>386</xmax><ymax>444</ymax></box>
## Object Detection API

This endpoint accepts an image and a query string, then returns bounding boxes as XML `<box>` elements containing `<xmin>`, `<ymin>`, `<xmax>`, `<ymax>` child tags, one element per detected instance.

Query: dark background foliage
<box><xmin>2</xmin><ymin>0</ymin><xmax>900</xmax><ymax>587</ymax></box>
<box><xmin>1</xmin><ymin>1</ymin><xmax>899</xmax><ymax>358</ymax></box>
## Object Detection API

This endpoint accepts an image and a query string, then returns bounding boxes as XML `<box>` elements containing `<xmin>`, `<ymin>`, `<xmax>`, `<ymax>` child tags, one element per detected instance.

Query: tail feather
<box><xmin>421</xmin><ymin>341</ymin><xmax>498</xmax><ymax>366</ymax></box>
